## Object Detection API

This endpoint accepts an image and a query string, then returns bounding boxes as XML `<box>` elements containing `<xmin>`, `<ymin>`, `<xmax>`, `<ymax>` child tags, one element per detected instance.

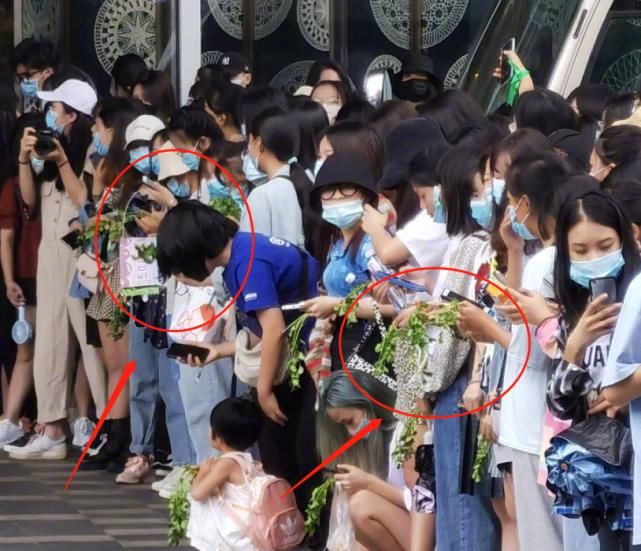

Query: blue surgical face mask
<box><xmin>322</xmin><ymin>199</ymin><xmax>364</xmax><ymax>229</ymax></box>
<box><xmin>30</xmin><ymin>157</ymin><xmax>45</xmax><ymax>175</ymax></box>
<box><xmin>20</xmin><ymin>79</ymin><xmax>38</xmax><ymax>99</ymax></box>
<box><xmin>508</xmin><ymin>198</ymin><xmax>537</xmax><ymax>241</ymax></box>
<box><xmin>150</xmin><ymin>155</ymin><xmax>161</xmax><ymax>177</ymax></box>
<box><xmin>129</xmin><ymin>146</ymin><xmax>151</xmax><ymax>175</ymax></box>
<box><xmin>491</xmin><ymin>178</ymin><xmax>506</xmax><ymax>204</ymax></box>
<box><xmin>242</xmin><ymin>151</ymin><xmax>267</xmax><ymax>185</ymax></box>
<box><xmin>313</xmin><ymin>158</ymin><xmax>325</xmax><ymax>178</ymax></box>
<box><xmin>347</xmin><ymin>416</ymin><xmax>370</xmax><ymax>439</ymax></box>
<box><xmin>471</xmin><ymin>197</ymin><xmax>493</xmax><ymax>230</ymax></box>
<box><xmin>179</xmin><ymin>146</ymin><xmax>200</xmax><ymax>172</ymax></box>
<box><xmin>433</xmin><ymin>185</ymin><xmax>446</xmax><ymax>224</ymax></box>
<box><xmin>46</xmin><ymin>108</ymin><xmax>66</xmax><ymax>135</ymax></box>
<box><xmin>93</xmin><ymin>133</ymin><xmax>110</xmax><ymax>158</ymax></box>
<box><xmin>167</xmin><ymin>178</ymin><xmax>191</xmax><ymax>198</ymax></box>
<box><xmin>570</xmin><ymin>249</ymin><xmax>625</xmax><ymax>289</ymax></box>
<box><xmin>207</xmin><ymin>177</ymin><xmax>231</xmax><ymax>200</ymax></box>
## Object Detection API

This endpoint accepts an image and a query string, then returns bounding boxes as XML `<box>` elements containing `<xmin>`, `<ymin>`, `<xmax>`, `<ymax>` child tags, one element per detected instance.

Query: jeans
<box><xmin>434</xmin><ymin>370</ymin><xmax>499</xmax><ymax>551</ymax></box>
<box><xmin>177</xmin><ymin>355</ymin><xmax>241</xmax><ymax>463</ymax></box>
<box><xmin>128</xmin><ymin>321</ymin><xmax>195</xmax><ymax>465</ymax></box>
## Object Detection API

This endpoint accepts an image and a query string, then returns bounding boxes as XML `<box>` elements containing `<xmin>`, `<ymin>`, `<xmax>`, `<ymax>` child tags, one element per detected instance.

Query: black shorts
<box><xmin>85</xmin><ymin>299</ymin><xmax>101</xmax><ymax>347</ymax></box>
<box><xmin>16</xmin><ymin>277</ymin><xmax>36</xmax><ymax>306</ymax></box>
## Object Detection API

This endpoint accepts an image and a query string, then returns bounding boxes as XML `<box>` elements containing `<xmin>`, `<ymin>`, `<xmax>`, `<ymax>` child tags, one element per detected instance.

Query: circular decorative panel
<box><xmin>601</xmin><ymin>50</ymin><xmax>641</xmax><ymax>94</ymax></box>
<box><xmin>444</xmin><ymin>54</ymin><xmax>469</xmax><ymax>89</ymax></box>
<box><xmin>208</xmin><ymin>0</ymin><xmax>293</xmax><ymax>40</ymax></box>
<box><xmin>297</xmin><ymin>0</ymin><xmax>330</xmax><ymax>51</ymax></box>
<box><xmin>94</xmin><ymin>0</ymin><xmax>156</xmax><ymax>74</ymax></box>
<box><xmin>201</xmin><ymin>50</ymin><xmax>224</xmax><ymax>66</ymax></box>
<box><xmin>370</xmin><ymin>0</ymin><xmax>468</xmax><ymax>49</ymax></box>
<box><xmin>363</xmin><ymin>54</ymin><xmax>402</xmax><ymax>89</ymax></box>
<box><xmin>270</xmin><ymin>60</ymin><xmax>315</xmax><ymax>94</ymax></box>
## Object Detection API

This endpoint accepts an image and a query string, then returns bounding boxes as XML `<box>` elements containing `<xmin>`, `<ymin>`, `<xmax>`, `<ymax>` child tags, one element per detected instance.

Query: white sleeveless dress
<box><xmin>186</xmin><ymin>452</ymin><xmax>259</xmax><ymax>551</ymax></box>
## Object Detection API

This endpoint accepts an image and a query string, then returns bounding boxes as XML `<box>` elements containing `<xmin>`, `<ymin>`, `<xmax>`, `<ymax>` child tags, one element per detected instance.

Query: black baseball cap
<box><xmin>219</xmin><ymin>52</ymin><xmax>252</xmax><ymax>75</ymax></box>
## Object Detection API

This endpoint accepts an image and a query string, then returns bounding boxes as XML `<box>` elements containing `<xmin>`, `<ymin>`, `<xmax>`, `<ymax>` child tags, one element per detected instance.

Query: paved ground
<box><xmin>0</xmin><ymin>452</ymin><xmax>192</xmax><ymax>550</ymax></box>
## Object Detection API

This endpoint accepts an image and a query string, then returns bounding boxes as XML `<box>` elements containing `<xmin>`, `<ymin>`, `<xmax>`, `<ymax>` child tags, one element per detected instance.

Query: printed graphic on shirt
<box><xmin>244</xmin><ymin>292</ymin><xmax>258</xmax><ymax>302</ymax></box>
<box><xmin>582</xmin><ymin>333</ymin><xmax>612</xmax><ymax>387</ymax></box>
<box><xmin>269</xmin><ymin>236</ymin><xmax>288</xmax><ymax>247</ymax></box>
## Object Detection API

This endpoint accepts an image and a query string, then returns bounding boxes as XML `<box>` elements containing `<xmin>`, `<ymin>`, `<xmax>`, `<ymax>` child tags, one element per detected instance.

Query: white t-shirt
<box><xmin>499</xmin><ymin>246</ymin><xmax>556</xmax><ymax>455</ymax></box>
<box><xmin>395</xmin><ymin>210</ymin><xmax>449</xmax><ymax>268</ymax></box>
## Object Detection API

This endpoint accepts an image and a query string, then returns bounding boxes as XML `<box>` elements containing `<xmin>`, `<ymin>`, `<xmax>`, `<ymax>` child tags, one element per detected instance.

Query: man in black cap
<box><xmin>219</xmin><ymin>52</ymin><xmax>252</xmax><ymax>88</ymax></box>
<box><xmin>394</xmin><ymin>53</ymin><xmax>442</xmax><ymax>107</ymax></box>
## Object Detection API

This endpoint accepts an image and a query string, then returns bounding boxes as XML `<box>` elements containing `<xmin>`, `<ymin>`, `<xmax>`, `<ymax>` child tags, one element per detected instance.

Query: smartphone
<box><xmin>167</xmin><ymin>343</ymin><xmax>209</xmax><ymax>363</ymax></box>
<box><xmin>282</xmin><ymin>301</ymin><xmax>307</xmax><ymax>311</ymax></box>
<box><xmin>500</xmin><ymin>37</ymin><xmax>516</xmax><ymax>83</ymax></box>
<box><xmin>61</xmin><ymin>229</ymin><xmax>81</xmax><ymax>250</ymax></box>
<box><xmin>441</xmin><ymin>289</ymin><xmax>484</xmax><ymax>310</ymax></box>
<box><xmin>590</xmin><ymin>277</ymin><xmax>617</xmax><ymax>305</ymax></box>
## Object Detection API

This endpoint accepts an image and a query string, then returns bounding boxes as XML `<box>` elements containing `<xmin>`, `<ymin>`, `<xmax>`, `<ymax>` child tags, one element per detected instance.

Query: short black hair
<box><xmin>210</xmin><ymin>398</ymin><xmax>263</xmax><ymax>450</ymax></box>
<box><xmin>111</xmin><ymin>53</ymin><xmax>149</xmax><ymax>93</ymax></box>
<box><xmin>11</xmin><ymin>38</ymin><xmax>58</xmax><ymax>72</ymax></box>
<box><xmin>514</xmin><ymin>89</ymin><xmax>579</xmax><ymax>137</ymax></box>
<box><xmin>157</xmin><ymin>201</ymin><xmax>238</xmax><ymax>281</ymax></box>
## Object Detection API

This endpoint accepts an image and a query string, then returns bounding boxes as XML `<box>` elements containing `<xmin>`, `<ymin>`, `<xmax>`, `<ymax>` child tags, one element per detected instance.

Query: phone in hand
<box><xmin>282</xmin><ymin>301</ymin><xmax>307</xmax><ymax>311</ymax></box>
<box><xmin>61</xmin><ymin>229</ymin><xmax>81</xmax><ymax>250</ymax></box>
<box><xmin>589</xmin><ymin>277</ymin><xmax>617</xmax><ymax>305</ymax></box>
<box><xmin>167</xmin><ymin>343</ymin><xmax>209</xmax><ymax>363</ymax></box>
<box><xmin>500</xmin><ymin>37</ymin><xmax>516</xmax><ymax>83</ymax></box>
<box><xmin>441</xmin><ymin>289</ymin><xmax>484</xmax><ymax>310</ymax></box>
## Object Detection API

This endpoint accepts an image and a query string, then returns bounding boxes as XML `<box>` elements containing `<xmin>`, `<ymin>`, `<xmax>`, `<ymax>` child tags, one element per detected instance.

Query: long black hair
<box><xmin>168</xmin><ymin>105</ymin><xmax>224</xmax><ymax>157</ymax></box>
<box><xmin>505</xmin><ymin>151</ymin><xmax>573</xmax><ymax>242</ymax></box>
<box><xmin>437</xmin><ymin>143</ymin><xmax>484</xmax><ymax>237</ymax></box>
<box><xmin>554</xmin><ymin>188</ymin><xmax>641</xmax><ymax>326</ymax></box>
<box><xmin>292</xmin><ymin>99</ymin><xmax>329</xmax><ymax>171</ymax></box>
<box><xmin>306</xmin><ymin>59</ymin><xmax>355</xmax><ymax>93</ymax></box>
<box><xmin>238</xmin><ymin>86</ymin><xmax>288</xmax><ymax>133</ymax></box>
<box><xmin>417</xmin><ymin>90</ymin><xmax>485</xmax><ymax>144</ymax></box>
<box><xmin>135</xmin><ymin>70</ymin><xmax>176</xmax><ymax>123</ymax></box>
<box><xmin>94</xmin><ymin>97</ymin><xmax>145</xmax><ymax>204</ymax></box>
<box><xmin>250</xmin><ymin>106</ymin><xmax>312</xmax><ymax>214</ymax></box>
<box><xmin>203</xmin><ymin>78</ymin><xmax>242</xmax><ymax>128</ymax></box>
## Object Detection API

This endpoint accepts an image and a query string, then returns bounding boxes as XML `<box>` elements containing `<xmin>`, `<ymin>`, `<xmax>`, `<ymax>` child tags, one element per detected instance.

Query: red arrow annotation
<box><xmin>281</xmin><ymin>418</ymin><xmax>382</xmax><ymax>499</ymax></box>
<box><xmin>64</xmin><ymin>360</ymin><xmax>136</xmax><ymax>491</ymax></box>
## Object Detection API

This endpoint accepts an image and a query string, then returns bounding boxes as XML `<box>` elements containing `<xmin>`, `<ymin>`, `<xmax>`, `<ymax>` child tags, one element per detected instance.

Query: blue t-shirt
<box><xmin>323</xmin><ymin>235</ymin><xmax>375</xmax><ymax>298</ymax></box>
<box><xmin>223</xmin><ymin>232</ymin><xmax>319</xmax><ymax>337</ymax></box>
<box><xmin>603</xmin><ymin>272</ymin><xmax>641</xmax><ymax>545</ymax></box>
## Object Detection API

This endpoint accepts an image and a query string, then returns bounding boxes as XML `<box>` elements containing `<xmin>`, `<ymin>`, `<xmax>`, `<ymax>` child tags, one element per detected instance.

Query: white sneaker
<box><xmin>0</xmin><ymin>419</ymin><xmax>24</xmax><ymax>449</ymax></box>
<box><xmin>154</xmin><ymin>466</ymin><xmax>186</xmax><ymax>498</ymax></box>
<box><xmin>9</xmin><ymin>433</ymin><xmax>67</xmax><ymax>460</ymax></box>
<box><xmin>72</xmin><ymin>417</ymin><xmax>95</xmax><ymax>448</ymax></box>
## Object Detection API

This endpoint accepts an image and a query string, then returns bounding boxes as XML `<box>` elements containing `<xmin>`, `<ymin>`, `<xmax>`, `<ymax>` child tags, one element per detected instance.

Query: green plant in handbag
<box><xmin>472</xmin><ymin>433</ymin><xmax>491</xmax><ymax>484</ymax></box>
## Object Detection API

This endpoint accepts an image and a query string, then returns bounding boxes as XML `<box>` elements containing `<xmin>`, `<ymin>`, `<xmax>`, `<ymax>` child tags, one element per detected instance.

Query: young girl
<box><xmin>187</xmin><ymin>397</ymin><xmax>264</xmax><ymax>551</ymax></box>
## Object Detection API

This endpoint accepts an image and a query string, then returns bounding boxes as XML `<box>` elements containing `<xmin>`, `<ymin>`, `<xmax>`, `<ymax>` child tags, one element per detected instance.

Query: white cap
<box><xmin>37</xmin><ymin>79</ymin><xmax>97</xmax><ymax>116</ymax></box>
<box><xmin>125</xmin><ymin>114</ymin><xmax>166</xmax><ymax>147</ymax></box>
<box><xmin>158</xmin><ymin>140</ymin><xmax>191</xmax><ymax>180</ymax></box>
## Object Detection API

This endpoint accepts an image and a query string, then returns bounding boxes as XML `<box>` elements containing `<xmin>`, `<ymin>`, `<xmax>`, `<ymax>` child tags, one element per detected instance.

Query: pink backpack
<box><xmin>224</xmin><ymin>453</ymin><xmax>305</xmax><ymax>551</ymax></box>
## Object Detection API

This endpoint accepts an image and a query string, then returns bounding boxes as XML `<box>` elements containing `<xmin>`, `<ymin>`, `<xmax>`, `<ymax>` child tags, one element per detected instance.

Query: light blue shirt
<box><xmin>603</xmin><ymin>272</ymin><xmax>641</xmax><ymax>545</ymax></box>
<box><xmin>322</xmin><ymin>235</ymin><xmax>375</xmax><ymax>298</ymax></box>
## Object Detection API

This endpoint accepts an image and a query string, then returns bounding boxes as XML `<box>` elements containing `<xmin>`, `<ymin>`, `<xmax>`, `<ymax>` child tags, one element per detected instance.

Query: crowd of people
<box><xmin>1</xmin><ymin>36</ymin><xmax>641</xmax><ymax>551</ymax></box>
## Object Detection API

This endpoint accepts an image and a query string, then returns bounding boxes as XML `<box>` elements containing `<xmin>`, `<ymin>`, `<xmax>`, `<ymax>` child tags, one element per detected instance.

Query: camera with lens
<box><xmin>34</xmin><ymin>129</ymin><xmax>57</xmax><ymax>156</ymax></box>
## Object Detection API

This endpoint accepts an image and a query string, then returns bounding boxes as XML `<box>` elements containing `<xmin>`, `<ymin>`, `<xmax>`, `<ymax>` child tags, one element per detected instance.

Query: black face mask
<box><xmin>396</xmin><ymin>78</ymin><xmax>431</xmax><ymax>102</ymax></box>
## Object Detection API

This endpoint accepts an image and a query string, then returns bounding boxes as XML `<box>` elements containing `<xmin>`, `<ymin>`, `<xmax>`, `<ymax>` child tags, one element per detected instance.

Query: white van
<box><xmin>459</xmin><ymin>0</ymin><xmax>641</xmax><ymax>109</ymax></box>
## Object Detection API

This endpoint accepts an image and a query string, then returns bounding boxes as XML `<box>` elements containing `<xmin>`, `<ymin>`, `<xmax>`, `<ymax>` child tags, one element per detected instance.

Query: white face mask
<box><xmin>508</xmin><ymin>121</ymin><xmax>517</xmax><ymax>133</ymax></box>
<box><xmin>323</xmin><ymin>103</ymin><xmax>341</xmax><ymax>124</ymax></box>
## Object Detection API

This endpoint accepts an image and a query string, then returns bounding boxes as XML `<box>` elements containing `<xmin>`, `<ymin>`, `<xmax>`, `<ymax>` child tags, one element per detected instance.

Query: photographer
<box><xmin>8</xmin><ymin>78</ymin><xmax>107</xmax><ymax>461</ymax></box>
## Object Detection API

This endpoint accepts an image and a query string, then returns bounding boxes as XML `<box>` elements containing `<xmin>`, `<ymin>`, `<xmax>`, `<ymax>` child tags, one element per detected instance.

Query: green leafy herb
<box><xmin>210</xmin><ymin>196</ymin><xmax>241</xmax><ymax>221</ymax></box>
<box><xmin>134</xmin><ymin>243</ymin><xmax>157</xmax><ymax>264</ymax></box>
<box><xmin>285</xmin><ymin>313</ymin><xmax>310</xmax><ymax>391</ymax></box>
<box><xmin>472</xmin><ymin>433</ymin><xmax>491</xmax><ymax>484</ymax></box>
<box><xmin>373</xmin><ymin>301</ymin><xmax>460</xmax><ymax>378</ymax></box>
<box><xmin>168</xmin><ymin>466</ymin><xmax>199</xmax><ymax>547</ymax></box>
<box><xmin>392</xmin><ymin>414</ymin><xmax>419</xmax><ymax>468</ymax></box>
<box><xmin>335</xmin><ymin>284</ymin><xmax>367</xmax><ymax>326</ymax></box>
<box><xmin>304</xmin><ymin>477</ymin><xmax>335</xmax><ymax>536</ymax></box>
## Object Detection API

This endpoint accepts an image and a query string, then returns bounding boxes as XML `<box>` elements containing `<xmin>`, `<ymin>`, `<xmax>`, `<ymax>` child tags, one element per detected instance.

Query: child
<box><xmin>187</xmin><ymin>398</ymin><xmax>263</xmax><ymax>551</ymax></box>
